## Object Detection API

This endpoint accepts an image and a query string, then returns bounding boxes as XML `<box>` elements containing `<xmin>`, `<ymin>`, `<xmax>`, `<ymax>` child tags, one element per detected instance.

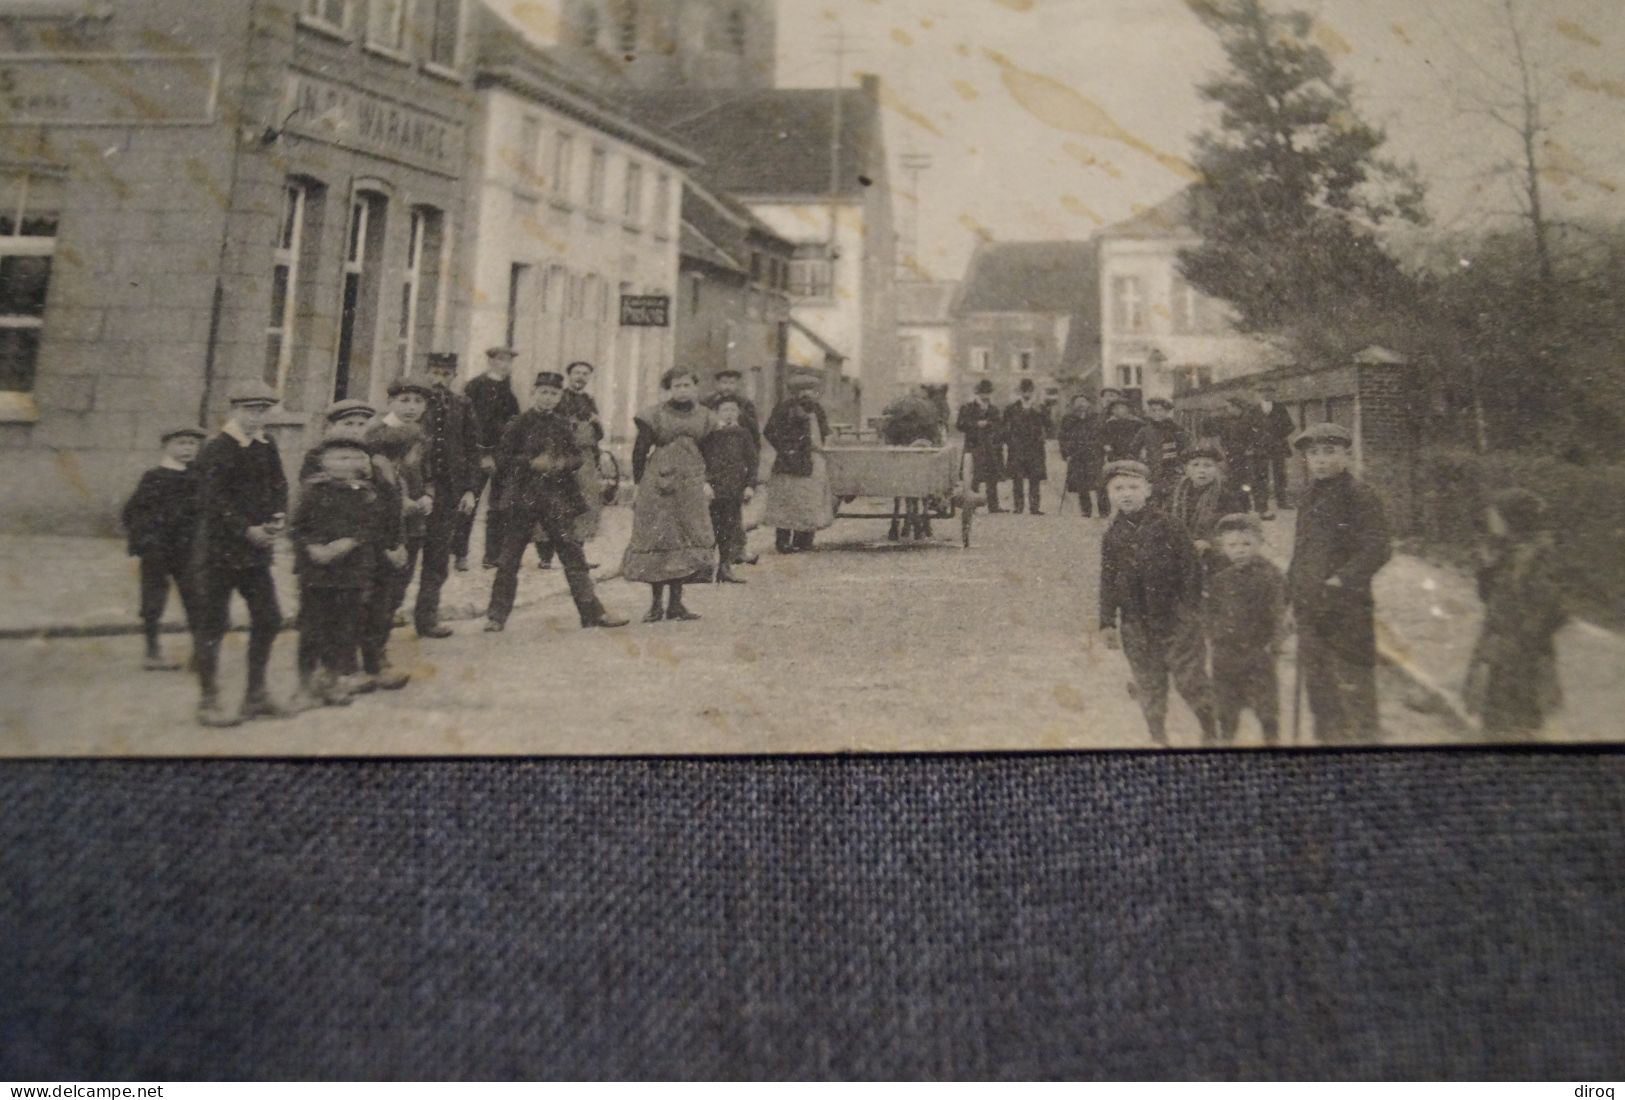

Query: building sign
<box><xmin>281</xmin><ymin>70</ymin><xmax>463</xmax><ymax>177</ymax></box>
<box><xmin>620</xmin><ymin>295</ymin><xmax>670</xmax><ymax>327</ymax></box>
<box><xmin>0</xmin><ymin>54</ymin><xmax>219</xmax><ymax>126</ymax></box>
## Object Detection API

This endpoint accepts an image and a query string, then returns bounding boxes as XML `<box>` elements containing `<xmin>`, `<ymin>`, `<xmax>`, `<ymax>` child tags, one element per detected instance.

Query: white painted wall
<box><xmin>899</xmin><ymin>322</ymin><xmax>952</xmax><ymax>386</ymax></box>
<box><xmin>461</xmin><ymin>86</ymin><xmax>683</xmax><ymax>444</ymax></box>
<box><xmin>747</xmin><ymin>200</ymin><xmax>865</xmax><ymax>375</ymax></box>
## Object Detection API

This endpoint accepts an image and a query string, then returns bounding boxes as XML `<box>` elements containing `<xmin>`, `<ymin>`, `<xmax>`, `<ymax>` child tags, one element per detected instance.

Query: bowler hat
<box><xmin>534</xmin><ymin>371</ymin><xmax>565</xmax><ymax>389</ymax></box>
<box><xmin>324</xmin><ymin>398</ymin><xmax>376</xmax><ymax>423</ymax></box>
<box><xmin>1292</xmin><ymin>422</ymin><xmax>1353</xmax><ymax>450</ymax></box>
<box><xmin>227</xmin><ymin>380</ymin><xmax>280</xmax><ymax>407</ymax></box>
<box><xmin>1102</xmin><ymin>460</ymin><xmax>1151</xmax><ymax>485</ymax></box>
<box><xmin>426</xmin><ymin>352</ymin><xmax>459</xmax><ymax>370</ymax></box>
<box><xmin>386</xmin><ymin>377</ymin><xmax>434</xmax><ymax>399</ymax></box>
<box><xmin>160</xmin><ymin>426</ymin><xmax>206</xmax><ymax>444</ymax></box>
<box><xmin>974</xmin><ymin>379</ymin><xmax>994</xmax><ymax>395</ymax></box>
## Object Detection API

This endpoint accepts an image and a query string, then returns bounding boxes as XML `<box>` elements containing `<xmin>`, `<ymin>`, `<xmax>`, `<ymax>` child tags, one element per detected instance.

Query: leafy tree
<box><xmin>1178</xmin><ymin>0</ymin><xmax>1427</xmax><ymax>350</ymax></box>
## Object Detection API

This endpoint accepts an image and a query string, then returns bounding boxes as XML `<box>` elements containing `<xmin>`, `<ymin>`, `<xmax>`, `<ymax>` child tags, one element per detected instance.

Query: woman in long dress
<box><xmin>622</xmin><ymin>367</ymin><xmax>717</xmax><ymax>623</ymax></box>
<box><xmin>762</xmin><ymin>373</ymin><xmax>835</xmax><ymax>553</ymax></box>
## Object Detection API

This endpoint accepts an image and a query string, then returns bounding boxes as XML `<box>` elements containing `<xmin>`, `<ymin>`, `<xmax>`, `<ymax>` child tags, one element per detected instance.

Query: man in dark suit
<box><xmin>955</xmin><ymin>379</ymin><xmax>1006</xmax><ymax>513</ymax></box>
<box><xmin>455</xmin><ymin>346</ymin><xmax>520</xmax><ymax>571</ymax></box>
<box><xmin>1002</xmin><ymin>378</ymin><xmax>1050</xmax><ymax>514</ymax></box>
<box><xmin>190</xmin><ymin>382</ymin><xmax>291</xmax><ymax>727</ymax></box>
<box><xmin>416</xmin><ymin>352</ymin><xmax>480</xmax><ymax>638</ymax></box>
<box><xmin>1258</xmin><ymin>385</ymin><xmax>1297</xmax><ymax>515</ymax></box>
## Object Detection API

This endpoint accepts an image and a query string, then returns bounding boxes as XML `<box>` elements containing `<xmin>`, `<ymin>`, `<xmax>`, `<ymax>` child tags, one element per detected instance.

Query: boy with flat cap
<box><xmin>1132</xmin><ymin>396</ymin><xmax>1189</xmax><ymax>503</ymax></box>
<box><xmin>703</xmin><ymin>368</ymin><xmax>761</xmax><ymax>450</ymax></box>
<box><xmin>1287</xmin><ymin>422</ymin><xmax>1392</xmax><ymax>742</ymax></box>
<box><xmin>457</xmin><ymin>346</ymin><xmax>521</xmax><ymax>571</ymax></box>
<box><xmin>1098</xmin><ymin>459</ymin><xmax>1218</xmax><ymax>745</ymax></box>
<box><xmin>485</xmin><ymin>371</ymin><xmax>629</xmax><ymax>632</ymax></box>
<box><xmin>1168</xmin><ymin>445</ymin><xmax>1248</xmax><ymax>577</ymax></box>
<box><xmin>1205</xmin><ymin>512</ymin><xmax>1287</xmax><ymax>744</ymax></box>
<box><xmin>190</xmin><ymin>381</ymin><xmax>291</xmax><ymax>727</ymax></box>
<box><xmin>121</xmin><ymin>425</ymin><xmax>205</xmax><ymax>670</ymax></box>
<box><xmin>955</xmin><ymin>379</ymin><xmax>1006</xmax><ymax>513</ymax></box>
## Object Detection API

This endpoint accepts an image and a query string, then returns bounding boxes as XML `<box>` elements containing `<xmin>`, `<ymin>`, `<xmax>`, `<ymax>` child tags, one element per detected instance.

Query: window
<box><xmin>970</xmin><ymin>347</ymin><xmax>992</xmax><ymax>374</ymax></box>
<box><xmin>425</xmin><ymin>0</ymin><xmax>461</xmax><ymax>67</ymax></box>
<box><xmin>551</xmin><ymin>131</ymin><xmax>574</xmax><ymax>200</ymax></box>
<box><xmin>622</xmin><ymin>161</ymin><xmax>642</xmax><ymax>225</ymax></box>
<box><xmin>1111</xmin><ymin>275</ymin><xmax>1145</xmax><ymax>333</ymax></box>
<box><xmin>899</xmin><ymin>336</ymin><xmax>921</xmax><ymax>372</ymax></box>
<box><xmin>749</xmin><ymin>251</ymin><xmax>764</xmax><ymax>285</ymax></box>
<box><xmin>0</xmin><ymin>171</ymin><xmax>59</xmax><ymax>398</ymax></box>
<box><xmin>367</xmin><ymin>0</ymin><xmax>408</xmax><ymax>51</ymax></box>
<box><xmin>587</xmin><ymin>147</ymin><xmax>607</xmax><ymax>211</ymax></box>
<box><xmin>333</xmin><ymin>191</ymin><xmax>387</xmax><ymax>401</ymax></box>
<box><xmin>726</xmin><ymin>8</ymin><xmax>748</xmax><ymax>54</ymax></box>
<box><xmin>616</xmin><ymin>0</ymin><xmax>638</xmax><ymax>52</ymax></box>
<box><xmin>397</xmin><ymin>207</ymin><xmax>443</xmax><ymax>374</ymax></box>
<box><xmin>516</xmin><ymin>115</ymin><xmax>541</xmax><ymax>189</ymax></box>
<box><xmin>653</xmin><ymin>172</ymin><xmax>671</xmax><ymax>232</ymax></box>
<box><xmin>506</xmin><ymin>263</ymin><xmax>530</xmax><ymax>349</ymax></box>
<box><xmin>787</xmin><ymin>243</ymin><xmax>834</xmax><ymax>299</ymax></box>
<box><xmin>1016</xmin><ymin>349</ymin><xmax>1034</xmax><ymax>373</ymax></box>
<box><xmin>1117</xmin><ymin>364</ymin><xmax>1143</xmax><ymax>389</ymax></box>
<box><xmin>302</xmin><ymin>0</ymin><xmax>351</xmax><ymax>30</ymax></box>
<box><xmin>1170</xmin><ymin>272</ymin><xmax>1201</xmax><ymax>335</ymax></box>
<box><xmin>264</xmin><ymin>183</ymin><xmax>307</xmax><ymax>392</ymax></box>
<box><xmin>577</xmin><ymin>2</ymin><xmax>600</xmax><ymax>47</ymax></box>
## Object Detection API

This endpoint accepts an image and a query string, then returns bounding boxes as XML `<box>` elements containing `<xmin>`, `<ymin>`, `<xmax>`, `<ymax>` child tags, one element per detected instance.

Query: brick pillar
<box><xmin>1356</xmin><ymin>361</ymin><xmax>1419</xmax><ymax>532</ymax></box>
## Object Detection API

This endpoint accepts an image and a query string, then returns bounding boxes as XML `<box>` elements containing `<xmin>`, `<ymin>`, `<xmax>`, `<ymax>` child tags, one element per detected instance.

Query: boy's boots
<box><xmin>664</xmin><ymin>584</ymin><xmax>700</xmax><ymax>622</ymax></box>
<box><xmin>715</xmin><ymin>562</ymin><xmax>745</xmax><ymax>585</ymax></box>
<box><xmin>643</xmin><ymin>586</ymin><xmax>665</xmax><ymax>624</ymax></box>
<box><xmin>142</xmin><ymin>628</ymin><xmax>181</xmax><ymax>671</ymax></box>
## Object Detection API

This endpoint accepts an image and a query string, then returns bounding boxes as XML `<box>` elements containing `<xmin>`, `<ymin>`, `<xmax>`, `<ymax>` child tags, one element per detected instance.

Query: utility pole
<box><xmin>820</xmin><ymin>30</ymin><xmax>865</xmax><ymax>254</ymax></box>
<box><xmin>899</xmin><ymin>151</ymin><xmax>932</xmax><ymax>278</ymax></box>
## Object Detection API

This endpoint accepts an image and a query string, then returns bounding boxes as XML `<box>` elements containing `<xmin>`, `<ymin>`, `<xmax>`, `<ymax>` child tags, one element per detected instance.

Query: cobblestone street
<box><xmin>0</xmin><ymin>500</ymin><xmax>1474</xmax><ymax>756</ymax></box>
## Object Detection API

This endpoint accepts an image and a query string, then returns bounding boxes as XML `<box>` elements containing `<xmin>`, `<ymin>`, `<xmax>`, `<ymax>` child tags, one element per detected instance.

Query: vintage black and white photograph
<box><xmin>0</xmin><ymin>0</ymin><xmax>1621</xmax><ymax>755</ymax></box>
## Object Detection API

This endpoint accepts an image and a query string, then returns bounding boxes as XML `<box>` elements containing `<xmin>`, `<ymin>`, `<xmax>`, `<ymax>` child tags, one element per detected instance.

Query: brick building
<box><xmin>0</xmin><ymin>0</ymin><xmax>477</xmax><ymax>534</ymax></box>
<box><xmin>949</xmin><ymin>240</ymin><xmax>1098</xmax><ymax>411</ymax></box>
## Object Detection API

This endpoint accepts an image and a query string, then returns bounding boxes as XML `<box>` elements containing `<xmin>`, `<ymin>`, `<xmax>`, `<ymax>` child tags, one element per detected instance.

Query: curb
<box><xmin>0</xmin><ymin>518</ymin><xmax>764</xmax><ymax>642</ymax></box>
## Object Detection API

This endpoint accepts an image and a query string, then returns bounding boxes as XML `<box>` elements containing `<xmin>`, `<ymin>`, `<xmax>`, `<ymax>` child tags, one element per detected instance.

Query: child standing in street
<box><xmin>292</xmin><ymin>438</ymin><xmax>384</xmax><ymax>706</ymax></box>
<box><xmin>1286</xmin><ymin>422</ymin><xmax>1392</xmax><ymax>743</ymax></box>
<box><xmin>1168</xmin><ymin>446</ymin><xmax>1248</xmax><ymax>577</ymax></box>
<box><xmin>190</xmin><ymin>382</ymin><xmax>291</xmax><ymax>728</ymax></box>
<box><xmin>1204</xmin><ymin>513</ymin><xmax>1287</xmax><ymax>744</ymax></box>
<box><xmin>700</xmin><ymin>396</ymin><xmax>759</xmax><ymax>584</ymax></box>
<box><xmin>121</xmin><ymin>425</ymin><xmax>205</xmax><ymax>671</ymax></box>
<box><xmin>1098</xmin><ymin>459</ymin><xmax>1218</xmax><ymax>745</ymax></box>
<box><xmin>1463</xmin><ymin>488</ymin><xmax>1568</xmax><ymax>737</ymax></box>
<box><xmin>367</xmin><ymin>379</ymin><xmax>433</xmax><ymax>633</ymax></box>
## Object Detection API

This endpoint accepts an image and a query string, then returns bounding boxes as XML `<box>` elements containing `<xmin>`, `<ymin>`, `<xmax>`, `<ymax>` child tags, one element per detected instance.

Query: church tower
<box><xmin>556</xmin><ymin>0</ymin><xmax>777</xmax><ymax>89</ymax></box>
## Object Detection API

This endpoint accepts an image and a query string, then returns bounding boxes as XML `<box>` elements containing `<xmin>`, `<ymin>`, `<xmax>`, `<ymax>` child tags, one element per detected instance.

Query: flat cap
<box><xmin>1102</xmin><ymin>459</ymin><xmax>1151</xmax><ymax>484</ymax></box>
<box><xmin>323</xmin><ymin>398</ymin><xmax>376</xmax><ymax>423</ymax></box>
<box><xmin>1184</xmin><ymin>445</ymin><xmax>1222</xmax><ymax>463</ymax></box>
<box><xmin>1146</xmin><ymin>396</ymin><xmax>1174</xmax><ymax>410</ymax></box>
<box><xmin>386</xmin><ymin>377</ymin><xmax>434</xmax><ymax>399</ymax></box>
<box><xmin>1293</xmin><ymin>421</ymin><xmax>1354</xmax><ymax>449</ymax></box>
<box><xmin>227</xmin><ymin>380</ymin><xmax>280</xmax><ymax>407</ymax></box>
<box><xmin>533</xmin><ymin>371</ymin><xmax>564</xmax><ymax>389</ymax></box>
<box><xmin>484</xmin><ymin>346</ymin><xmax>517</xmax><ymax>360</ymax></box>
<box><xmin>974</xmin><ymin>379</ymin><xmax>994</xmax><ymax>395</ymax></box>
<box><xmin>1215</xmin><ymin>512</ymin><xmax>1264</xmax><ymax>536</ymax></box>
<box><xmin>310</xmin><ymin>435</ymin><xmax>371</xmax><ymax>457</ymax></box>
<box><xmin>160</xmin><ymin>426</ymin><xmax>206</xmax><ymax>444</ymax></box>
<box><xmin>1018</xmin><ymin>378</ymin><xmax>1035</xmax><ymax>393</ymax></box>
<box><xmin>426</xmin><ymin>351</ymin><xmax>459</xmax><ymax>370</ymax></box>
<box><xmin>788</xmin><ymin>373</ymin><xmax>822</xmax><ymax>393</ymax></box>
<box><xmin>714</xmin><ymin>368</ymin><xmax>742</xmax><ymax>380</ymax></box>
<box><xmin>565</xmin><ymin>360</ymin><xmax>595</xmax><ymax>374</ymax></box>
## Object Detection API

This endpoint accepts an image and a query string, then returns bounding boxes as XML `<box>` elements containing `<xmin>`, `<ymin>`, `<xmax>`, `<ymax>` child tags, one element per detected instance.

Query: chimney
<box><xmin>861</xmin><ymin>73</ymin><xmax>879</xmax><ymax>99</ymax></box>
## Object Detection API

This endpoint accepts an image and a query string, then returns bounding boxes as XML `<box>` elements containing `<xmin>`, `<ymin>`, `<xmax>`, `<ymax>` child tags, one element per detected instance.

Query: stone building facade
<box><xmin>0</xmin><ymin>0</ymin><xmax>477</xmax><ymax>534</ymax></box>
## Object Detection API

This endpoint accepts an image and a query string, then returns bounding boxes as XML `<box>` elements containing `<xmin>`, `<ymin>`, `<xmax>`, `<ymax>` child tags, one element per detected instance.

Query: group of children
<box><xmin>1098</xmin><ymin>421</ymin><xmax>1387</xmax><ymax>745</ymax></box>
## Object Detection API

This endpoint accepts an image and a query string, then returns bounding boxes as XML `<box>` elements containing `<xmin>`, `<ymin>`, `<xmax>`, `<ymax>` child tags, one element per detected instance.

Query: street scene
<box><xmin>0</xmin><ymin>0</ymin><xmax>1622</xmax><ymax>754</ymax></box>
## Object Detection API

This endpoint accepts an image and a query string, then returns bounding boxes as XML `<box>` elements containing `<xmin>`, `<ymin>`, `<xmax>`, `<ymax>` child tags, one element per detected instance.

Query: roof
<box><xmin>789</xmin><ymin>318</ymin><xmax>847</xmax><ymax>361</ymax></box>
<box><xmin>678</xmin><ymin>179</ymin><xmax>793</xmax><ymax>277</ymax></box>
<box><xmin>474</xmin><ymin>5</ymin><xmax>701</xmax><ymax>168</ymax></box>
<box><xmin>953</xmin><ymin>240</ymin><xmax>1098</xmax><ymax>315</ymax></box>
<box><xmin>1058</xmin><ymin>310</ymin><xmax>1102</xmax><ymax>380</ymax></box>
<box><xmin>897</xmin><ymin>281</ymin><xmax>957</xmax><ymax>325</ymax></box>
<box><xmin>679</xmin><ymin>221</ymin><xmax>745</xmax><ymax>275</ymax></box>
<box><xmin>614</xmin><ymin>84</ymin><xmax>882</xmax><ymax>199</ymax></box>
<box><xmin>1099</xmin><ymin>188</ymin><xmax>1199</xmax><ymax>240</ymax></box>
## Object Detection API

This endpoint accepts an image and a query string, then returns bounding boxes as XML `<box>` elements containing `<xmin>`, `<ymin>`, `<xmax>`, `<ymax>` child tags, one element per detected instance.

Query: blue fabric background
<box><xmin>2</xmin><ymin>752</ymin><xmax>1622</xmax><ymax>1080</ymax></box>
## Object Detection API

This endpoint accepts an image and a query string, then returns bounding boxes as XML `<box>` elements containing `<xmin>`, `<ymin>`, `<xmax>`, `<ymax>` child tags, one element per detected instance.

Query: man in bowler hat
<box><xmin>955</xmin><ymin>379</ymin><xmax>1006</xmax><ymax>513</ymax></box>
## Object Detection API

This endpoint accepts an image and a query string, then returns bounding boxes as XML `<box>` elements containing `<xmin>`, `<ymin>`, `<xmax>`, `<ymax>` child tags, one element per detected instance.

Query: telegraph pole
<box><xmin>899</xmin><ymin>150</ymin><xmax>932</xmax><ymax>277</ymax></box>
<box><xmin>820</xmin><ymin>30</ymin><xmax>865</xmax><ymax>252</ymax></box>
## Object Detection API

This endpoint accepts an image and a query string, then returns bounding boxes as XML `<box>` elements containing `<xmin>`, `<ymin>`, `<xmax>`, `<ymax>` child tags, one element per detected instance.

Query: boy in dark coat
<box><xmin>1099</xmin><ymin>397</ymin><xmax>1142</xmax><ymax>472</ymax></box>
<box><xmin>121</xmin><ymin>425</ymin><xmax>205</xmax><ymax>670</ymax></box>
<box><xmin>190</xmin><ymin>382</ymin><xmax>290</xmax><ymax>728</ymax></box>
<box><xmin>700</xmin><ymin>396</ymin><xmax>759</xmax><ymax>583</ymax></box>
<box><xmin>954</xmin><ymin>380</ymin><xmax>1005</xmax><ymax>513</ymax></box>
<box><xmin>703</xmin><ymin>368</ymin><xmax>761</xmax><ymax>450</ymax></box>
<box><xmin>456</xmin><ymin>346</ymin><xmax>520</xmax><ymax>570</ymax></box>
<box><xmin>1002</xmin><ymin>378</ymin><xmax>1049</xmax><ymax>515</ymax></box>
<box><xmin>1204</xmin><ymin>513</ymin><xmax>1287</xmax><ymax>744</ymax></box>
<box><xmin>1463</xmin><ymin>488</ymin><xmax>1568</xmax><ymax>736</ymax></box>
<box><xmin>484</xmin><ymin>372</ymin><xmax>629</xmax><ymax>633</ymax></box>
<box><xmin>1098</xmin><ymin>460</ymin><xmax>1218</xmax><ymax>745</ymax></box>
<box><xmin>1286</xmin><ymin>422</ymin><xmax>1392</xmax><ymax>743</ymax></box>
<box><xmin>291</xmin><ymin>438</ymin><xmax>384</xmax><ymax>706</ymax></box>
<box><xmin>1132</xmin><ymin>397</ymin><xmax>1189</xmax><ymax>502</ymax></box>
<box><xmin>1167</xmin><ymin>446</ymin><xmax>1249</xmax><ymax>577</ymax></box>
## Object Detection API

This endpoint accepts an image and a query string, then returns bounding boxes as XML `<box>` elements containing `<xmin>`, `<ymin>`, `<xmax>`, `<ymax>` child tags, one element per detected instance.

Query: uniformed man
<box><xmin>416</xmin><ymin>351</ymin><xmax>480</xmax><ymax>638</ymax></box>
<box><xmin>485</xmin><ymin>371</ymin><xmax>629</xmax><ymax>633</ymax></box>
<box><xmin>456</xmin><ymin>346</ymin><xmax>521</xmax><ymax>571</ymax></box>
<box><xmin>1286</xmin><ymin>422</ymin><xmax>1393</xmax><ymax>742</ymax></box>
<box><xmin>955</xmin><ymin>379</ymin><xmax>1006</xmax><ymax>513</ymax></box>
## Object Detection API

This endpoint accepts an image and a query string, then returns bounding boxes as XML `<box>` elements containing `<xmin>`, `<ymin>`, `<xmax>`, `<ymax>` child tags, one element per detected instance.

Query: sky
<box><xmin>496</xmin><ymin>0</ymin><xmax>1625</xmax><ymax>282</ymax></box>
